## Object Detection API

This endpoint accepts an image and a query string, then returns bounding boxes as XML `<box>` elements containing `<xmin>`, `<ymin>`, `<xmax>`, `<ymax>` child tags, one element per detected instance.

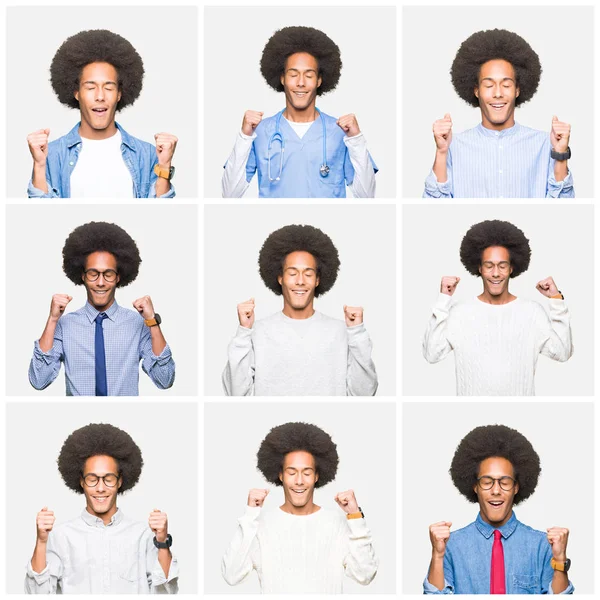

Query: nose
<box><xmin>297</xmin><ymin>73</ymin><xmax>306</xmax><ymax>87</ymax></box>
<box><xmin>493</xmin><ymin>83</ymin><xmax>503</xmax><ymax>98</ymax></box>
<box><xmin>491</xmin><ymin>479</ymin><xmax>502</xmax><ymax>494</ymax></box>
<box><xmin>96</xmin><ymin>478</ymin><xmax>107</xmax><ymax>492</ymax></box>
<box><xmin>95</xmin><ymin>87</ymin><xmax>105</xmax><ymax>102</ymax></box>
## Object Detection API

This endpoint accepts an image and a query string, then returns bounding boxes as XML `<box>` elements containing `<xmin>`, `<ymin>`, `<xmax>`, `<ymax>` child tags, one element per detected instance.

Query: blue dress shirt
<box><xmin>423</xmin><ymin>512</ymin><xmax>574</xmax><ymax>594</ymax></box>
<box><xmin>423</xmin><ymin>122</ymin><xmax>574</xmax><ymax>198</ymax></box>
<box><xmin>28</xmin><ymin>301</ymin><xmax>175</xmax><ymax>396</ymax></box>
<box><xmin>27</xmin><ymin>122</ymin><xmax>175</xmax><ymax>198</ymax></box>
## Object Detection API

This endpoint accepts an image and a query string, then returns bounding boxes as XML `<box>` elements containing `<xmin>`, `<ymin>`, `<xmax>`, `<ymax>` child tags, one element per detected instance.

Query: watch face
<box><xmin>564</xmin><ymin>558</ymin><xmax>571</xmax><ymax>572</ymax></box>
<box><xmin>154</xmin><ymin>313</ymin><xmax>162</xmax><ymax>325</ymax></box>
<box><xmin>169</xmin><ymin>167</ymin><xmax>175</xmax><ymax>180</ymax></box>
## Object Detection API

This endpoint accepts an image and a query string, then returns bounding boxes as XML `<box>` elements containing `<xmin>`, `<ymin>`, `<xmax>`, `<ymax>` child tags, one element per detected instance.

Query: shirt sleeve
<box><xmin>346</xmin><ymin>324</ymin><xmax>378</xmax><ymax>396</ymax></box>
<box><xmin>422</xmin><ymin>551</ymin><xmax>455</xmax><ymax>594</ymax></box>
<box><xmin>145</xmin><ymin>531</ymin><xmax>179</xmax><ymax>593</ymax></box>
<box><xmin>24</xmin><ymin>536</ymin><xmax>64</xmax><ymax>594</ymax></box>
<box><xmin>423</xmin><ymin>293</ymin><xmax>455</xmax><ymax>363</ymax></box>
<box><xmin>28</xmin><ymin>321</ymin><xmax>64</xmax><ymax>390</ymax></box>
<box><xmin>546</xmin><ymin>155</ymin><xmax>575</xmax><ymax>198</ymax></box>
<box><xmin>344</xmin><ymin>133</ymin><xmax>377</xmax><ymax>198</ymax></box>
<box><xmin>536</xmin><ymin>299</ymin><xmax>573</xmax><ymax>362</ymax></box>
<box><xmin>222</xmin><ymin>131</ymin><xmax>256</xmax><ymax>198</ymax></box>
<box><xmin>343</xmin><ymin>517</ymin><xmax>378</xmax><ymax>585</ymax></box>
<box><xmin>423</xmin><ymin>151</ymin><xmax>453</xmax><ymax>198</ymax></box>
<box><xmin>139</xmin><ymin>325</ymin><xmax>176</xmax><ymax>389</ymax></box>
<box><xmin>222</xmin><ymin>326</ymin><xmax>255</xmax><ymax>396</ymax></box>
<box><xmin>541</xmin><ymin>543</ymin><xmax>574</xmax><ymax>594</ymax></box>
<box><xmin>27</xmin><ymin>178</ymin><xmax>60</xmax><ymax>198</ymax></box>
<box><xmin>221</xmin><ymin>506</ymin><xmax>261</xmax><ymax>586</ymax></box>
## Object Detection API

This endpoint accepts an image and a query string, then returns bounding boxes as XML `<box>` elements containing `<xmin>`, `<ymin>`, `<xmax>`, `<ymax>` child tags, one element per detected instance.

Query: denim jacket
<box><xmin>423</xmin><ymin>512</ymin><xmax>574</xmax><ymax>594</ymax></box>
<box><xmin>27</xmin><ymin>122</ymin><xmax>175</xmax><ymax>198</ymax></box>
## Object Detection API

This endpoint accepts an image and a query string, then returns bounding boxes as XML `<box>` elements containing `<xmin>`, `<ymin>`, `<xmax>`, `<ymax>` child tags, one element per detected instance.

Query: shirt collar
<box><xmin>80</xmin><ymin>507</ymin><xmax>124</xmax><ymax>528</ymax></box>
<box><xmin>65</xmin><ymin>122</ymin><xmax>135</xmax><ymax>150</ymax></box>
<box><xmin>477</xmin><ymin>121</ymin><xmax>521</xmax><ymax>139</ymax></box>
<box><xmin>83</xmin><ymin>300</ymin><xmax>120</xmax><ymax>324</ymax></box>
<box><xmin>475</xmin><ymin>510</ymin><xmax>519</xmax><ymax>539</ymax></box>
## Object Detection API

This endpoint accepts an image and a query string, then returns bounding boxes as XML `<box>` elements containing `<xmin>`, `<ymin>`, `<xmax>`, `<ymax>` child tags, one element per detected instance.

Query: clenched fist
<box><xmin>343</xmin><ymin>305</ymin><xmax>364</xmax><ymax>327</ymax></box>
<box><xmin>536</xmin><ymin>277</ymin><xmax>560</xmax><ymax>298</ymax></box>
<box><xmin>149</xmin><ymin>509</ymin><xmax>169</xmax><ymax>543</ymax></box>
<box><xmin>440</xmin><ymin>276</ymin><xmax>460</xmax><ymax>296</ymax></box>
<box><xmin>154</xmin><ymin>133</ymin><xmax>178</xmax><ymax>167</ymax></box>
<box><xmin>36</xmin><ymin>507</ymin><xmax>55</xmax><ymax>543</ymax></box>
<box><xmin>547</xmin><ymin>526</ymin><xmax>569</xmax><ymax>561</ymax></box>
<box><xmin>334</xmin><ymin>489</ymin><xmax>359</xmax><ymax>514</ymax></box>
<box><xmin>337</xmin><ymin>114</ymin><xmax>361</xmax><ymax>137</ymax></box>
<box><xmin>133</xmin><ymin>296</ymin><xmax>156</xmax><ymax>320</ymax></box>
<box><xmin>433</xmin><ymin>114</ymin><xmax>453</xmax><ymax>153</ymax></box>
<box><xmin>550</xmin><ymin>116</ymin><xmax>571</xmax><ymax>155</ymax></box>
<box><xmin>49</xmin><ymin>294</ymin><xmax>72</xmax><ymax>320</ymax></box>
<box><xmin>27</xmin><ymin>129</ymin><xmax>51</xmax><ymax>166</ymax></box>
<box><xmin>242</xmin><ymin>111</ymin><xmax>264</xmax><ymax>136</ymax></box>
<box><xmin>247</xmin><ymin>488</ymin><xmax>269</xmax><ymax>507</ymax></box>
<box><xmin>237</xmin><ymin>298</ymin><xmax>255</xmax><ymax>329</ymax></box>
<box><xmin>429</xmin><ymin>521</ymin><xmax>452</xmax><ymax>557</ymax></box>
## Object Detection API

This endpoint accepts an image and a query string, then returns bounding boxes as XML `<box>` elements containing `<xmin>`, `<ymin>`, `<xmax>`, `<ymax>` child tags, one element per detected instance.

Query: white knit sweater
<box><xmin>221</xmin><ymin>506</ymin><xmax>378</xmax><ymax>594</ymax></box>
<box><xmin>423</xmin><ymin>294</ymin><xmax>572</xmax><ymax>395</ymax></box>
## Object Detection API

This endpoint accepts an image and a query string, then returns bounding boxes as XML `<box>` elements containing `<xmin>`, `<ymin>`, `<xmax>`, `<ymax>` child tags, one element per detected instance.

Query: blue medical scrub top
<box><xmin>246</xmin><ymin>110</ymin><xmax>377</xmax><ymax>198</ymax></box>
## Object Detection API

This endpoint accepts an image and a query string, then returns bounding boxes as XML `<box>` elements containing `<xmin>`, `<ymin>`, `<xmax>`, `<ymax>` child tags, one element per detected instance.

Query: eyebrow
<box><xmin>82</xmin><ymin>80</ymin><xmax>118</xmax><ymax>85</ymax></box>
<box><xmin>480</xmin><ymin>76</ymin><xmax>515</xmax><ymax>83</ymax></box>
<box><xmin>284</xmin><ymin>266</ymin><xmax>316</xmax><ymax>271</ymax></box>
<box><xmin>285</xmin><ymin>68</ymin><xmax>318</xmax><ymax>74</ymax></box>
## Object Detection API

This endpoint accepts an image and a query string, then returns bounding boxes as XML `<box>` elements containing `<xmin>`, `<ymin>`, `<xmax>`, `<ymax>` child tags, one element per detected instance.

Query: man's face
<box><xmin>74</xmin><ymin>61</ymin><xmax>121</xmax><ymax>135</ymax></box>
<box><xmin>279</xmin><ymin>450</ymin><xmax>319</xmax><ymax>508</ymax></box>
<box><xmin>277</xmin><ymin>251</ymin><xmax>319</xmax><ymax>312</ymax></box>
<box><xmin>80</xmin><ymin>455</ymin><xmax>122</xmax><ymax>521</ymax></box>
<box><xmin>479</xmin><ymin>246</ymin><xmax>512</xmax><ymax>296</ymax></box>
<box><xmin>474</xmin><ymin>59</ymin><xmax>520</xmax><ymax>129</ymax></box>
<box><xmin>280</xmin><ymin>52</ymin><xmax>322</xmax><ymax>112</ymax></box>
<box><xmin>82</xmin><ymin>251</ymin><xmax>120</xmax><ymax>311</ymax></box>
<box><xmin>474</xmin><ymin>456</ymin><xmax>519</xmax><ymax>527</ymax></box>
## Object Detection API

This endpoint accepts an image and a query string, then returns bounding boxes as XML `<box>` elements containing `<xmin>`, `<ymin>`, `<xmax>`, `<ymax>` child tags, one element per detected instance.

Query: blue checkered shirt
<box><xmin>29</xmin><ymin>301</ymin><xmax>175</xmax><ymax>396</ymax></box>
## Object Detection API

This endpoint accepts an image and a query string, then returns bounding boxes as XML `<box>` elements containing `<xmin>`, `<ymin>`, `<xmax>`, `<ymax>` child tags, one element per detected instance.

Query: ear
<box><xmin>474</xmin><ymin>86</ymin><xmax>479</xmax><ymax>99</ymax></box>
<box><xmin>118</xmin><ymin>475</ymin><xmax>123</xmax><ymax>490</ymax></box>
<box><xmin>316</xmin><ymin>275</ymin><xmax>320</xmax><ymax>288</ymax></box>
<box><xmin>278</xmin><ymin>471</ymin><xmax>283</xmax><ymax>483</ymax></box>
<box><xmin>280</xmin><ymin>74</ymin><xmax>285</xmax><ymax>88</ymax></box>
<box><xmin>514</xmin><ymin>481</ymin><xmax>519</xmax><ymax>495</ymax></box>
<box><xmin>116</xmin><ymin>272</ymin><xmax>121</xmax><ymax>285</ymax></box>
<box><xmin>277</xmin><ymin>274</ymin><xmax>282</xmax><ymax>286</ymax></box>
<box><xmin>317</xmin><ymin>75</ymin><xmax>322</xmax><ymax>89</ymax></box>
<box><xmin>315</xmin><ymin>472</ymin><xmax>319</xmax><ymax>483</ymax></box>
<box><xmin>516</xmin><ymin>87</ymin><xmax>520</xmax><ymax>98</ymax></box>
<box><xmin>473</xmin><ymin>482</ymin><xmax>478</xmax><ymax>496</ymax></box>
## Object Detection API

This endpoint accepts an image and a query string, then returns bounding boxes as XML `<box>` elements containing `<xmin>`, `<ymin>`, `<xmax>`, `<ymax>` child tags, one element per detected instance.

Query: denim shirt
<box><xmin>27</xmin><ymin>122</ymin><xmax>175</xmax><ymax>198</ymax></box>
<box><xmin>423</xmin><ymin>512</ymin><xmax>574</xmax><ymax>595</ymax></box>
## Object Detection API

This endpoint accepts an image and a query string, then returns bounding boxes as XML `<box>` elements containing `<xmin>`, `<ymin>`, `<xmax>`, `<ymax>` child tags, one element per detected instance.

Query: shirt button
<box><xmin>499</xmin><ymin>146</ymin><xmax>503</xmax><ymax>150</ymax></box>
<box><xmin>499</xmin><ymin>170</ymin><xmax>503</xmax><ymax>174</ymax></box>
<box><xmin>69</xmin><ymin>161</ymin><xmax>74</xmax><ymax>166</ymax></box>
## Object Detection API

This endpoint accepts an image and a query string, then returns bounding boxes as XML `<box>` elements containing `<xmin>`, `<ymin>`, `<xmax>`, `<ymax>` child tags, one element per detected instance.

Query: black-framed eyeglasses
<box><xmin>477</xmin><ymin>476</ymin><xmax>516</xmax><ymax>491</ymax></box>
<box><xmin>82</xmin><ymin>472</ymin><xmax>120</xmax><ymax>487</ymax></box>
<box><xmin>83</xmin><ymin>269</ymin><xmax>118</xmax><ymax>283</ymax></box>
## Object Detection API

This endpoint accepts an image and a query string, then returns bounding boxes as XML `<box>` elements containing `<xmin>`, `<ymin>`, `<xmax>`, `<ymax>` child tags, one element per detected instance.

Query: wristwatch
<box><xmin>154</xmin><ymin>164</ymin><xmax>176</xmax><ymax>181</ymax></box>
<box><xmin>550</xmin><ymin>557</ymin><xmax>571</xmax><ymax>572</ymax></box>
<box><xmin>346</xmin><ymin>506</ymin><xmax>365</xmax><ymax>520</ymax></box>
<box><xmin>153</xmin><ymin>534</ymin><xmax>173</xmax><ymax>549</ymax></box>
<box><xmin>551</xmin><ymin>291</ymin><xmax>565</xmax><ymax>300</ymax></box>
<box><xmin>144</xmin><ymin>313</ymin><xmax>162</xmax><ymax>327</ymax></box>
<box><xmin>550</xmin><ymin>147</ymin><xmax>571</xmax><ymax>161</ymax></box>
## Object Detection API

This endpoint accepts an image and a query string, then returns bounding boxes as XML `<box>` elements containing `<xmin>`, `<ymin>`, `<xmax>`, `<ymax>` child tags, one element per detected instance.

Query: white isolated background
<box><xmin>203</xmin><ymin>5</ymin><xmax>396</xmax><ymax>198</ymax></box>
<box><xmin>402</xmin><ymin>402</ymin><xmax>594</xmax><ymax>594</ymax></box>
<box><xmin>6</xmin><ymin>401</ymin><xmax>198</xmax><ymax>594</ymax></box>
<box><xmin>204</xmin><ymin>203</ymin><xmax>396</xmax><ymax>396</ymax></box>
<box><xmin>402</xmin><ymin>5</ymin><xmax>594</xmax><ymax>198</ymax></box>
<box><xmin>204</xmin><ymin>401</ymin><xmax>396</xmax><ymax>594</ymax></box>
<box><xmin>402</xmin><ymin>204</ymin><xmax>594</xmax><ymax>396</ymax></box>
<box><xmin>5</xmin><ymin>204</ymin><xmax>198</xmax><ymax>396</ymax></box>
<box><xmin>6</xmin><ymin>6</ymin><xmax>198</xmax><ymax>198</ymax></box>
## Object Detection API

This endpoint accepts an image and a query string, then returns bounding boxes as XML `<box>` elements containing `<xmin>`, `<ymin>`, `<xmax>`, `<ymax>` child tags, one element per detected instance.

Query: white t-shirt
<box><xmin>70</xmin><ymin>130</ymin><xmax>134</xmax><ymax>198</ymax></box>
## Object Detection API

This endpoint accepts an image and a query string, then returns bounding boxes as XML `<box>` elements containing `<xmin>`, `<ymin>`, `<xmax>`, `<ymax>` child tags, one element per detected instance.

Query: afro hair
<box><xmin>50</xmin><ymin>29</ymin><xmax>144</xmax><ymax>110</ymax></box>
<box><xmin>450</xmin><ymin>424</ymin><xmax>540</xmax><ymax>504</ymax></box>
<box><xmin>62</xmin><ymin>221</ymin><xmax>141</xmax><ymax>287</ymax></box>
<box><xmin>57</xmin><ymin>423</ymin><xmax>143</xmax><ymax>494</ymax></box>
<box><xmin>259</xmin><ymin>224</ymin><xmax>340</xmax><ymax>296</ymax></box>
<box><xmin>257</xmin><ymin>422</ymin><xmax>339</xmax><ymax>488</ymax></box>
<box><xmin>260</xmin><ymin>26</ymin><xmax>342</xmax><ymax>94</ymax></box>
<box><xmin>460</xmin><ymin>220</ymin><xmax>531</xmax><ymax>278</ymax></box>
<box><xmin>451</xmin><ymin>29</ymin><xmax>541</xmax><ymax>107</ymax></box>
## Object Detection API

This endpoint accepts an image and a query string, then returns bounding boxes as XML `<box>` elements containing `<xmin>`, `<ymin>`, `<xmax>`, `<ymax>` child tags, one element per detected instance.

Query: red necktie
<box><xmin>490</xmin><ymin>529</ymin><xmax>506</xmax><ymax>594</ymax></box>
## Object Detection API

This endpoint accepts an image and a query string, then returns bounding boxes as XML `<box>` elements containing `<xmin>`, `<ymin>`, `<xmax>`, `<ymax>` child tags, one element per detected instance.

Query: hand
<box><xmin>547</xmin><ymin>526</ymin><xmax>569</xmax><ymax>561</ymax></box>
<box><xmin>27</xmin><ymin>129</ymin><xmax>51</xmax><ymax>166</ymax></box>
<box><xmin>36</xmin><ymin>507</ymin><xmax>55</xmax><ymax>543</ymax></box>
<box><xmin>337</xmin><ymin>114</ymin><xmax>361</xmax><ymax>137</ymax></box>
<box><xmin>154</xmin><ymin>133</ymin><xmax>178</xmax><ymax>168</ymax></box>
<box><xmin>247</xmin><ymin>488</ymin><xmax>269</xmax><ymax>507</ymax></box>
<box><xmin>429</xmin><ymin>521</ymin><xmax>452</xmax><ymax>557</ymax></box>
<box><xmin>133</xmin><ymin>296</ymin><xmax>156</xmax><ymax>320</ymax></box>
<box><xmin>237</xmin><ymin>298</ymin><xmax>255</xmax><ymax>329</ymax></box>
<box><xmin>433</xmin><ymin>114</ymin><xmax>453</xmax><ymax>153</ymax></box>
<box><xmin>343</xmin><ymin>305</ymin><xmax>364</xmax><ymax>327</ymax></box>
<box><xmin>536</xmin><ymin>276</ymin><xmax>560</xmax><ymax>298</ymax></box>
<box><xmin>440</xmin><ymin>276</ymin><xmax>460</xmax><ymax>296</ymax></box>
<box><xmin>334</xmin><ymin>489</ymin><xmax>359</xmax><ymax>514</ymax></box>
<box><xmin>149</xmin><ymin>509</ymin><xmax>169</xmax><ymax>543</ymax></box>
<box><xmin>242</xmin><ymin>110</ymin><xmax>264</xmax><ymax>136</ymax></box>
<box><xmin>550</xmin><ymin>116</ymin><xmax>571</xmax><ymax>154</ymax></box>
<box><xmin>49</xmin><ymin>294</ymin><xmax>72</xmax><ymax>320</ymax></box>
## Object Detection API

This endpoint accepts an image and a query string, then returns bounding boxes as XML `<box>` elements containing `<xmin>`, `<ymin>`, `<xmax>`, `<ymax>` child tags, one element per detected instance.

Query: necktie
<box><xmin>95</xmin><ymin>313</ymin><xmax>109</xmax><ymax>396</ymax></box>
<box><xmin>490</xmin><ymin>529</ymin><xmax>506</xmax><ymax>594</ymax></box>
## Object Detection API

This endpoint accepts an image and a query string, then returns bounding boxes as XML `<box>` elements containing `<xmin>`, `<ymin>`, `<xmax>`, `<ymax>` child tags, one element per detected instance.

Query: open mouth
<box><xmin>92</xmin><ymin>108</ymin><xmax>108</xmax><ymax>115</ymax></box>
<box><xmin>293</xmin><ymin>91</ymin><xmax>308</xmax><ymax>97</ymax></box>
<box><xmin>490</xmin><ymin>103</ymin><xmax>507</xmax><ymax>111</ymax></box>
<box><xmin>291</xmin><ymin>488</ymin><xmax>307</xmax><ymax>495</ymax></box>
<box><xmin>93</xmin><ymin>496</ymin><xmax>109</xmax><ymax>503</ymax></box>
<box><xmin>488</xmin><ymin>500</ymin><xmax>505</xmax><ymax>508</ymax></box>
<box><xmin>292</xmin><ymin>290</ymin><xmax>308</xmax><ymax>296</ymax></box>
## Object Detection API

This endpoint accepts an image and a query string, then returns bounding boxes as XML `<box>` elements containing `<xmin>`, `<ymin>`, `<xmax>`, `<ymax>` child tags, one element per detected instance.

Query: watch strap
<box><xmin>550</xmin><ymin>557</ymin><xmax>570</xmax><ymax>572</ymax></box>
<box><xmin>346</xmin><ymin>506</ymin><xmax>365</xmax><ymax>520</ymax></box>
<box><xmin>551</xmin><ymin>290</ymin><xmax>565</xmax><ymax>300</ymax></box>
<box><xmin>154</xmin><ymin>164</ymin><xmax>174</xmax><ymax>180</ymax></box>
<box><xmin>153</xmin><ymin>533</ymin><xmax>173</xmax><ymax>549</ymax></box>
<box><xmin>550</xmin><ymin>146</ymin><xmax>571</xmax><ymax>161</ymax></box>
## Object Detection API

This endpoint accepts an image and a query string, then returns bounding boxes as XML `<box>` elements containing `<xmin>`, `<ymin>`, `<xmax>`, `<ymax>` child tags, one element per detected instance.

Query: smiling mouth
<box><xmin>291</xmin><ymin>488</ymin><xmax>307</xmax><ymax>494</ymax></box>
<box><xmin>92</xmin><ymin>108</ymin><xmax>108</xmax><ymax>114</ymax></box>
<box><xmin>93</xmin><ymin>496</ymin><xmax>109</xmax><ymax>503</ymax></box>
<box><xmin>488</xmin><ymin>500</ymin><xmax>505</xmax><ymax>508</ymax></box>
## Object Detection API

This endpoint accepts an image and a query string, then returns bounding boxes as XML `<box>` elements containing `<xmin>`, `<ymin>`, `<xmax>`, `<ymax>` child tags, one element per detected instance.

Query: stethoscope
<box><xmin>267</xmin><ymin>108</ymin><xmax>330</xmax><ymax>182</ymax></box>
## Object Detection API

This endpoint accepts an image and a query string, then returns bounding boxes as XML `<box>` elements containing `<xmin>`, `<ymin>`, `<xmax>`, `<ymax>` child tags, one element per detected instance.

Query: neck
<box><xmin>79</xmin><ymin>119</ymin><xmax>118</xmax><ymax>141</ymax></box>
<box><xmin>88</xmin><ymin>297</ymin><xmax>116</xmax><ymax>312</ymax></box>
<box><xmin>86</xmin><ymin>504</ymin><xmax>117</xmax><ymax>525</ymax></box>
<box><xmin>480</xmin><ymin>509</ymin><xmax>513</xmax><ymax>528</ymax></box>
<box><xmin>282</xmin><ymin>303</ymin><xmax>315</xmax><ymax>319</ymax></box>
<box><xmin>280</xmin><ymin>499</ymin><xmax>320</xmax><ymax>516</ymax></box>
<box><xmin>480</xmin><ymin>113</ymin><xmax>515</xmax><ymax>131</ymax></box>
<box><xmin>283</xmin><ymin>104</ymin><xmax>318</xmax><ymax>123</ymax></box>
<box><xmin>478</xmin><ymin>289</ymin><xmax>516</xmax><ymax>305</ymax></box>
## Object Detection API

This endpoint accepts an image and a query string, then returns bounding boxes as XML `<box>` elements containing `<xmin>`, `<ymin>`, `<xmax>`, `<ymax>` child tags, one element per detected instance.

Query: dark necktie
<box><xmin>490</xmin><ymin>529</ymin><xmax>506</xmax><ymax>594</ymax></box>
<box><xmin>95</xmin><ymin>313</ymin><xmax>109</xmax><ymax>396</ymax></box>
